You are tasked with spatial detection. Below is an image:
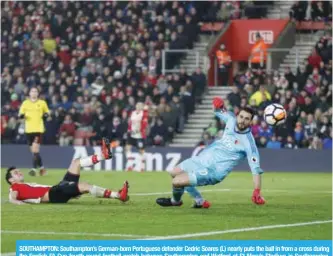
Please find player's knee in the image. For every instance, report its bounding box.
[78,182,91,193]
[168,167,182,178]
[31,146,39,153]
[172,177,183,188]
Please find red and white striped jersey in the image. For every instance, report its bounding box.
[128,110,149,139]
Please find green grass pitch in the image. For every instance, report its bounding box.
[1,169,332,253]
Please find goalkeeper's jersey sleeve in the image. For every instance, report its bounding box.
[240,132,264,175]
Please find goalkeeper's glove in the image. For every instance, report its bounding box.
[212,97,224,110]
[252,188,265,205]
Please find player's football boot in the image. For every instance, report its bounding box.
[192,200,211,209]
[102,138,113,159]
[119,181,129,202]
[156,198,183,207]
[39,168,47,176]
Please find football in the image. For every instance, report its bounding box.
[264,103,287,126]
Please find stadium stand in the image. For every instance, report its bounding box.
[1,1,211,146]
[199,25,332,149]
[289,1,332,22]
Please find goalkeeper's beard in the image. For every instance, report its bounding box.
[237,122,247,131]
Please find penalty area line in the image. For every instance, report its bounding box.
[138,220,333,240]
[1,230,154,238]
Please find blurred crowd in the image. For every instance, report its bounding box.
[199,32,332,150]
[203,1,273,21]
[1,1,332,150]
[290,1,332,22]
[1,1,208,147]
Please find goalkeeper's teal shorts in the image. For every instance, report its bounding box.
[178,158,227,186]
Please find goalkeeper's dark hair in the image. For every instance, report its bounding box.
[240,107,256,120]
[5,166,16,185]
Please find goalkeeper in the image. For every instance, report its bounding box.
[156,97,266,208]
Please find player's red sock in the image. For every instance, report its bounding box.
[103,189,111,198]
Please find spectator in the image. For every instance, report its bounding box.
[215,43,232,86]
[59,115,76,146]
[258,120,273,139]
[257,136,268,148]
[294,122,305,147]
[249,85,272,107]
[149,118,167,146]
[308,49,322,69]
[266,135,282,149]
[249,32,267,70]
[284,136,297,149]
[227,86,241,107]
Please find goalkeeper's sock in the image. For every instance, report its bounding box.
[185,186,204,205]
[172,186,184,203]
[79,154,104,167]
[89,185,119,199]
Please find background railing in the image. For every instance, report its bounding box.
[248,48,301,71]
[161,49,208,75]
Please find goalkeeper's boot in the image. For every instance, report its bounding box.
[192,200,211,209]
[119,181,129,202]
[102,137,113,159]
[156,198,183,207]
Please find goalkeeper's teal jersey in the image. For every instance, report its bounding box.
[179,110,263,186]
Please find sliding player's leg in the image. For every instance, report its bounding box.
[48,180,129,203]
[48,138,129,203]
[78,181,129,202]
[66,137,112,178]
[76,138,129,201]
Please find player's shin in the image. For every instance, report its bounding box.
[125,152,135,171]
[32,153,39,169]
[35,153,43,168]
[79,154,105,167]
[185,186,204,205]
[89,185,119,199]
[172,186,184,203]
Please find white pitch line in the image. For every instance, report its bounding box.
[1,230,153,238]
[131,188,332,196]
[138,220,333,240]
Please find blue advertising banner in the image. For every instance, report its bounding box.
[1,145,332,172]
[16,240,332,256]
